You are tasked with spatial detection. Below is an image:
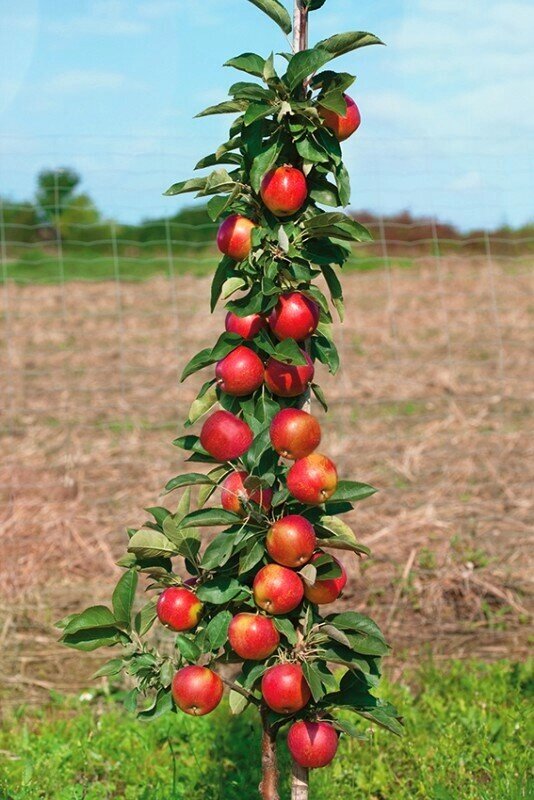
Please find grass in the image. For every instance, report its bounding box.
[1,249,414,284]
[0,660,532,799]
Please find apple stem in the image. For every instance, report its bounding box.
[259,705,280,800]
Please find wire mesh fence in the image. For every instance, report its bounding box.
[0,136,532,701]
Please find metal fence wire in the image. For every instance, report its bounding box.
[0,135,532,698]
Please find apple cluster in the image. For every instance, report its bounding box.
[59,14,403,783]
[155,127,368,770]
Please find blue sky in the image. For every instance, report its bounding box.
[0,0,532,230]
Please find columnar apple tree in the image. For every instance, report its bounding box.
[58,1,403,796]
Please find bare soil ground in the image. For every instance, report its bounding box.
[1,257,532,706]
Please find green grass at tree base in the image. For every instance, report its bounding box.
[0,660,531,799]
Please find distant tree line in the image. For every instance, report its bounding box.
[1,168,532,257]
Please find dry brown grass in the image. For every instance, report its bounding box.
[1,256,532,705]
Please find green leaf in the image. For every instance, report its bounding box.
[312,333,340,375]
[311,383,328,412]
[180,347,213,381]
[178,508,242,529]
[61,627,122,652]
[245,0,292,35]
[296,136,329,164]
[145,506,171,528]
[230,81,274,102]
[229,689,250,715]
[112,570,138,627]
[263,52,278,83]
[320,263,344,321]
[242,661,269,689]
[332,480,377,502]
[63,606,116,635]
[175,486,193,522]
[239,539,265,574]
[201,531,237,570]
[160,660,174,688]
[320,643,378,672]
[304,212,372,242]
[222,276,247,299]
[128,530,178,560]
[299,563,317,586]
[302,661,325,702]
[201,168,237,196]
[165,472,216,494]
[188,384,219,425]
[195,151,242,170]
[196,576,244,604]
[211,256,236,312]
[273,617,298,645]
[163,177,207,196]
[318,89,348,116]
[273,338,309,365]
[356,706,404,736]
[317,31,384,59]
[286,48,332,91]
[224,52,266,78]
[134,598,158,636]
[172,434,202,452]
[198,465,231,507]
[316,516,370,556]
[332,719,369,740]
[195,99,247,118]
[244,102,275,126]
[163,516,201,563]
[250,136,283,192]
[335,162,351,207]
[93,658,124,679]
[206,610,233,649]
[176,634,201,662]
[322,624,388,656]
[138,689,173,721]
[207,186,240,221]
[326,611,387,642]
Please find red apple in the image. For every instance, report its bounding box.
[172,665,223,716]
[287,453,338,505]
[253,564,304,614]
[264,351,314,398]
[260,165,307,217]
[261,663,311,714]
[303,552,347,604]
[287,720,339,768]
[221,470,273,515]
[200,410,253,462]
[156,587,203,632]
[266,515,317,568]
[228,613,280,660]
[225,311,266,340]
[217,214,255,261]
[319,94,361,142]
[215,346,264,396]
[270,408,321,460]
[268,292,320,342]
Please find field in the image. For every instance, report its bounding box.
[0,660,532,800]
[0,253,532,795]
